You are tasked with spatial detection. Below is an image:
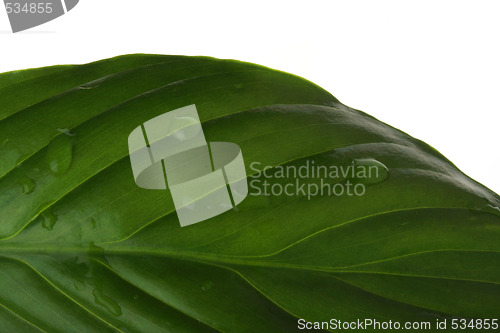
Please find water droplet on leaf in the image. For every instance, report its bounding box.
[169,116,200,141]
[480,204,500,216]
[73,280,85,291]
[41,209,58,231]
[201,281,213,291]
[46,134,74,176]
[79,83,99,90]
[93,288,122,316]
[56,128,76,136]
[350,158,389,185]
[15,153,30,168]
[18,175,36,194]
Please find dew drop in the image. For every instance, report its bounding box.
[56,128,76,136]
[46,134,74,176]
[93,288,122,316]
[79,82,99,90]
[41,209,58,231]
[18,175,36,194]
[351,158,389,185]
[480,204,500,216]
[73,280,85,291]
[169,116,200,141]
[63,256,90,276]
[15,153,30,168]
[201,281,213,292]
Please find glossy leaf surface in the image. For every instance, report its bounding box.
[0,54,499,332]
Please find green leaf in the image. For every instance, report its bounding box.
[0,54,499,332]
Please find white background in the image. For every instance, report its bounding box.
[1,0,499,193]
